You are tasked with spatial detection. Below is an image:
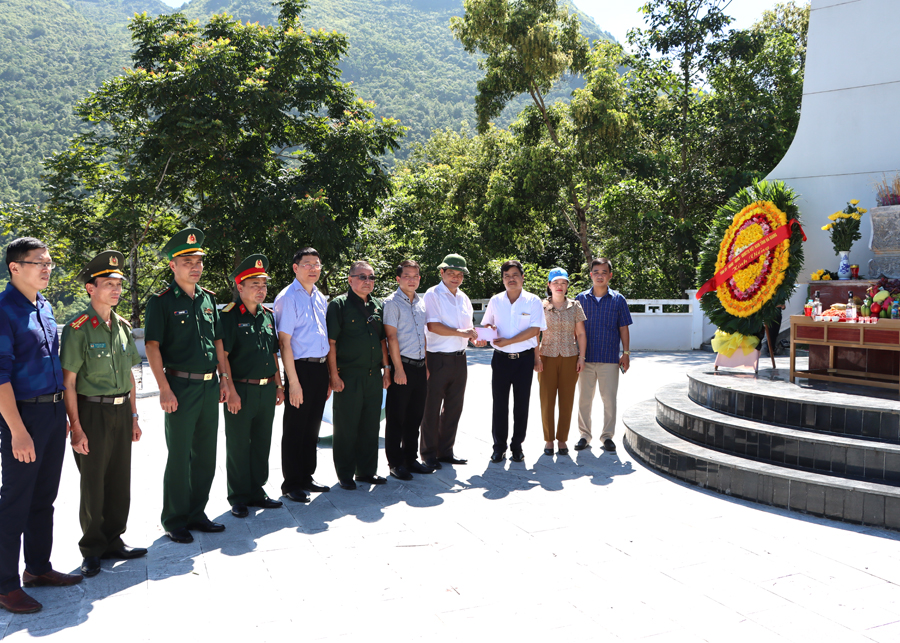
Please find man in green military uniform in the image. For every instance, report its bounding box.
[61,251,146,578]
[144,228,231,544]
[327,260,391,490]
[221,254,286,517]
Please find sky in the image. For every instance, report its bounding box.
[573,0,780,44]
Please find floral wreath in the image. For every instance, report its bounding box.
[697,180,804,337]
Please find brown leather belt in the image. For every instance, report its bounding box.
[166,369,217,381]
[19,391,65,404]
[78,392,130,405]
[234,376,277,386]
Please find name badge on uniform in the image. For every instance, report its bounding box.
[238,323,251,328]
[174,310,188,316]
[89,343,107,349]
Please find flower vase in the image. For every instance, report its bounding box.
[837,250,852,280]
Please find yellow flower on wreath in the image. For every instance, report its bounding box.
[821,224,832,231]
[850,199,860,205]
[714,201,791,317]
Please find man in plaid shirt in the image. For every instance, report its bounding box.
[574,258,632,453]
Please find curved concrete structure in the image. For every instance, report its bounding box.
[767,0,900,278]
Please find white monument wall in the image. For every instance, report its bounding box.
[767,0,900,281]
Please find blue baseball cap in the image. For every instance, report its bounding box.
[548,267,569,283]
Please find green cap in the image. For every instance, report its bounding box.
[438,253,469,275]
[78,250,126,285]
[162,228,205,261]
[230,254,270,284]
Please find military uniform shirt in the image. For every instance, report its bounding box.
[144,281,222,372]
[60,306,141,396]
[326,290,385,371]
[221,302,278,380]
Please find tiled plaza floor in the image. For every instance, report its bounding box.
[2,350,899,642]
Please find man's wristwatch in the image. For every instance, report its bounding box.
[220,373,229,380]
[382,365,391,370]
[132,413,139,419]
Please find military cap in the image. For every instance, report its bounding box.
[162,227,205,261]
[230,254,270,285]
[77,250,126,285]
[438,253,469,275]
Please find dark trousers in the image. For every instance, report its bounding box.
[384,360,427,468]
[0,400,66,594]
[281,360,329,495]
[225,381,276,505]
[74,398,133,558]
[332,370,383,481]
[161,375,219,531]
[491,349,535,453]
[420,352,467,460]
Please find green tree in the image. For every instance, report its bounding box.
[8,0,404,323]
[452,0,634,265]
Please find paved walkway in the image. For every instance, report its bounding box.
[2,350,900,641]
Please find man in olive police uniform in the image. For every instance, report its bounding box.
[144,228,231,544]
[221,255,285,518]
[61,251,146,578]
[326,260,391,490]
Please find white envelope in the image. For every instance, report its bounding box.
[475,327,498,341]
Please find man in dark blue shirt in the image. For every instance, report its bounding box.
[574,258,633,453]
[0,238,82,615]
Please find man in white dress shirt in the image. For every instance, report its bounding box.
[482,260,547,463]
[420,254,485,469]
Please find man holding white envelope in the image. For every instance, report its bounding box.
[482,260,547,464]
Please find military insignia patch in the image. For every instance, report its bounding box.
[70,314,89,329]
[109,256,118,266]
[239,304,247,315]
[204,307,213,314]
[188,233,197,244]
[255,259,263,269]
[90,317,100,328]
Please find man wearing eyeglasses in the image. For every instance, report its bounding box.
[326,261,391,490]
[0,238,81,615]
[144,228,231,544]
[274,248,331,501]
[220,255,285,519]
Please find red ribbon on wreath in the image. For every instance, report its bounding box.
[696,219,806,300]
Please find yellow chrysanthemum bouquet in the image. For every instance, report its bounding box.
[821,199,866,253]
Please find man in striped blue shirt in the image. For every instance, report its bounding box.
[575,258,632,453]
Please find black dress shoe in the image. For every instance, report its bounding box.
[285,490,311,503]
[407,460,435,474]
[81,557,101,577]
[490,450,505,463]
[390,466,413,481]
[301,480,331,493]
[165,528,194,544]
[354,474,387,485]
[574,438,590,451]
[543,448,554,456]
[437,455,467,465]
[511,450,525,462]
[602,438,617,452]
[231,503,249,518]
[186,518,225,533]
[248,497,284,509]
[102,545,147,560]
[557,448,569,456]
[424,457,442,470]
[338,479,357,490]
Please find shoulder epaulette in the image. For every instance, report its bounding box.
[199,285,216,296]
[262,305,273,314]
[69,313,90,330]
[115,313,132,327]
[222,302,236,313]
[155,288,171,298]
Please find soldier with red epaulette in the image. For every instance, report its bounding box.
[220,255,285,518]
[60,251,146,578]
[144,228,231,544]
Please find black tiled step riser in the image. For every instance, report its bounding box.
[626,429,900,530]
[656,401,900,485]
[687,379,900,443]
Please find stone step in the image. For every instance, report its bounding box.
[687,369,900,444]
[623,402,900,531]
[657,383,900,485]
